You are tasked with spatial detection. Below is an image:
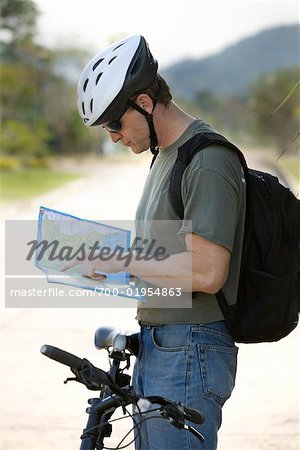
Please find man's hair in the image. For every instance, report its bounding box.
[131,74,172,107]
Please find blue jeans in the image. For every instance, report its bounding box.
[132,322,238,450]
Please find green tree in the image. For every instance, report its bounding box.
[1,118,49,156]
[250,68,300,153]
[192,90,250,143]
[0,0,51,161]
[0,0,38,43]
[0,0,105,160]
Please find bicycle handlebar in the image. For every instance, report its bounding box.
[40,344,205,424]
[40,345,83,370]
[41,341,206,447]
[145,396,205,425]
[40,345,121,393]
[180,404,205,425]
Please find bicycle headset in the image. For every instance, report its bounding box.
[77,35,160,156]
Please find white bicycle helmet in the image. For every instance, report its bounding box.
[77,35,158,127]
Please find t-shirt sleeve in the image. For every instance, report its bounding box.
[178,147,241,252]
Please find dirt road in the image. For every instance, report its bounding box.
[1,153,299,450]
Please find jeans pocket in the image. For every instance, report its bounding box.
[151,326,190,352]
[197,344,238,406]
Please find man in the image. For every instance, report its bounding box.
[75,34,245,449]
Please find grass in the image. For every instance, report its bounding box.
[0,153,297,202]
[0,169,81,201]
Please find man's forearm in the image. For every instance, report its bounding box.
[127,251,193,290]
[116,250,216,292]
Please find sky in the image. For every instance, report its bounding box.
[34,0,299,68]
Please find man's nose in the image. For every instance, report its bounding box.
[109,131,122,143]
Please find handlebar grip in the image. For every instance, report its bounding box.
[40,345,83,370]
[145,395,205,425]
[183,405,205,425]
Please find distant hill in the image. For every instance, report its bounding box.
[161,24,300,99]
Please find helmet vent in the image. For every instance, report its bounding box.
[108,56,117,65]
[93,58,104,71]
[77,36,158,127]
[95,72,103,85]
[113,42,125,51]
[83,79,89,92]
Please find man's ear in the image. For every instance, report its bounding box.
[136,94,154,114]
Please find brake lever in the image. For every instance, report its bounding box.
[65,358,134,403]
[159,402,185,428]
[145,395,205,425]
[60,358,112,391]
[186,425,205,443]
[158,402,205,443]
[64,376,78,384]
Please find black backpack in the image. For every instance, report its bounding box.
[165,132,300,343]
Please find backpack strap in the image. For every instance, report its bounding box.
[169,132,249,219]
[168,132,251,323]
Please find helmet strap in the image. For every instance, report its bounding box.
[127,78,162,167]
[127,100,159,158]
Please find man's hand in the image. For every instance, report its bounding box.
[59,232,230,293]
[60,255,121,280]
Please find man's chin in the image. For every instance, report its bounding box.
[130,145,149,154]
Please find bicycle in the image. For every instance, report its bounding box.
[41,326,206,450]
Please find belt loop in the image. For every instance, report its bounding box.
[138,321,165,328]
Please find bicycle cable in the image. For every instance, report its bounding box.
[113,406,162,450]
[82,406,161,450]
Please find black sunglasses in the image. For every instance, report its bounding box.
[103,120,122,133]
[102,104,134,133]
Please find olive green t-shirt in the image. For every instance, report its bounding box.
[135,119,246,324]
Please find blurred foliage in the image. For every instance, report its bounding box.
[175,66,299,153]
[0,0,105,169]
[1,118,49,156]
[0,0,298,168]
[0,155,21,171]
[0,0,38,44]
[249,68,300,152]
[194,91,250,140]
